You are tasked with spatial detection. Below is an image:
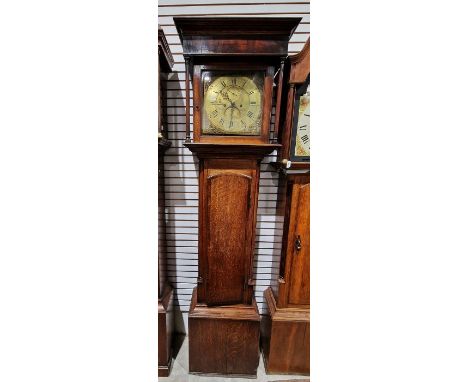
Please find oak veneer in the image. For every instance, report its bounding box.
[184,146,281,307]
[278,175,310,308]
[188,288,260,377]
[262,174,310,374]
[262,287,309,375]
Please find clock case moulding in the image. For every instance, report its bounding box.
[174,16,301,377]
[262,38,311,375]
[158,27,175,377]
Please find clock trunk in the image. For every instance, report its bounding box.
[198,158,258,306]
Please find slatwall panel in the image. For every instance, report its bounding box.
[158,0,310,333]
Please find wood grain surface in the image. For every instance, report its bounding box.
[197,158,259,306]
[261,287,309,375]
[277,173,310,308]
[205,171,251,304]
[288,181,310,305]
[189,288,260,376]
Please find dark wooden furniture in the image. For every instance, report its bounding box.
[262,38,310,375]
[174,16,301,377]
[158,27,174,378]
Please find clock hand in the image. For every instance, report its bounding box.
[220,90,231,103]
[224,104,240,114]
[228,89,240,98]
[221,93,236,111]
[223,88,240,106]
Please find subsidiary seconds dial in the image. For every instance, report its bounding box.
[203,76,262,135]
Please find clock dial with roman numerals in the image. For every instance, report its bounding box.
[294,89,310,157]
[202,72,264,135]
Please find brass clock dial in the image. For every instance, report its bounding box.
[202,73,264,135]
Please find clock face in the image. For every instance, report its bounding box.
[294,89,310,157]
[290,79,310,162]
[202,72,264,135]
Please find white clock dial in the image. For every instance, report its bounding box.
[294,89,310,157]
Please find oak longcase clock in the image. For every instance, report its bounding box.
[262,38,310,375]
[174,16,301,377]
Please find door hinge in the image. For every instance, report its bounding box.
[197,276,203,284]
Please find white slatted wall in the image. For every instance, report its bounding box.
[158,0,310,333]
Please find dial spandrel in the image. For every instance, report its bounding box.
[202,72,264,135]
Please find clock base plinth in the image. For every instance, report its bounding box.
[261,287,310,375]
[158,284,174,377]
[188,288,261,377]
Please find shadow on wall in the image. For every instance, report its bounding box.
[252,103,285,315]
[254,155,285,316]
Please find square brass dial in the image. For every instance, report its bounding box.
[201,71,264,136]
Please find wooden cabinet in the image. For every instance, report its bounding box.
[175,16,301,377]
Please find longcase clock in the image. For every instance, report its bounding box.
[262,38,311,375]
[174,16,301,377]
[158,27,174,377]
